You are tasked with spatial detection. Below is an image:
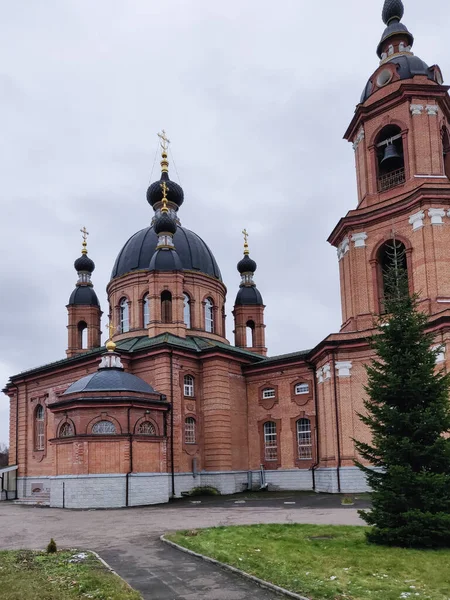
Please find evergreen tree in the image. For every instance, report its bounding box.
[355,243,450,548]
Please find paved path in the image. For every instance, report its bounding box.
[0,493,365,599]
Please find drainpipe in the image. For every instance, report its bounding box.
[9,383,20,468]
[170,350,175,498]
[306,361,320,492]
[126,406,133,507]
[331,351,342,493]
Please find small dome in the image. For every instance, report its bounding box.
[63,369,155,395]
[111,225,222,281]
[149,248,183,272]
[235,286,263,306]
[68,286,100,307]
[154,211,177,235]
[377,21,414,58]
[74,254,95,273]
[147,172,184,208]
[237,254,257,274]
[382,0,404,25]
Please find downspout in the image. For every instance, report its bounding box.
[10,383,20,467]
[332,351,342,493]
[126,406,133,507]
[170,349,175,498]
[306,361,320,492]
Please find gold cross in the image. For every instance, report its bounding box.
[157,130,171,152]
[80,226,89,242]
[106,322,116,340]
[161,181,169,212]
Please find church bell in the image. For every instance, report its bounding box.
[381,142,401,165]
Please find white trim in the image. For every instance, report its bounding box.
[351,232,368,248]
[335,361,353,377]
[0,465,18,475]
[414,175,447,178]
[428,208,446,225]
[322,363,331,380]
[409,210,425,230]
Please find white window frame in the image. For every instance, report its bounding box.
[295,383,309,395]
[205,298,214,333]
[143,294,150,327]
[184,375,195,397]
[185,417,196,444]
[35,405,45,451]
[262,388,275,399]
[264,421,277,461]
[183,293,191,329]
[297,418,313,460]
[120,298,130,333]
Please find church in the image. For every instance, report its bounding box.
[3,0,450,508]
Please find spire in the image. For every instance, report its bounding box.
[73,226,95,286]
[378,0,414,59]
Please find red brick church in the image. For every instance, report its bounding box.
[3,0,450,508]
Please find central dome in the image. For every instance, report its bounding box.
[111,225,222,281]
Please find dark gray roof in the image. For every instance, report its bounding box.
[235,286,264,306]
[149,248,183,272]
[63,369,155,395]
[111,225,222,281]
[361,55,435,103]
[68,286,100,307]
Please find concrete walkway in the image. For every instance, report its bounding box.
[0,493,365,599]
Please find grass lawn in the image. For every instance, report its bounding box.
[0,549,142,600]
[168,524,450,600]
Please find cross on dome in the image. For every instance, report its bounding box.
[157,130,171,153]
[242,228,249,255]
[80,226,89,254]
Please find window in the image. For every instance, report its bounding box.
[264,421,277,461]
[120,298,129,333]
[143,294,150,327]
[262,388,275,399]
[246,320,255,347]
[185,417,196,444]
[205,298,214,333]
[78,321,88,349]
[377,239,408,312]
[297,418,313,460]
[161,291,172,323]
[35,405,45,451]
[59,422,74,438]
[137,421,156,435]
[184,375,195,397]
[375,125,405,192]
[92,420,116,435]
[442,126,450,180]
[183,293,191,328]
[295,383,309,395]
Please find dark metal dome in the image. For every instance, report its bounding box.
[147,172,184,208]
[68,286,100,307]
[149,248,183,272]
[74,254,95,273]
[237,254,257,274]
[235,286,263,306]
[361,55,435,103]
[154,211,177,235]
[382,0,404,25]
[63,369,155,395]
[111,225,222,281]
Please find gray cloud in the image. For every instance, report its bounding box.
[1,0,449,444]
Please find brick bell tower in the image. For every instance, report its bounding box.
[233,230,267,355]
[66,228,102,357]
[329,0,450,335]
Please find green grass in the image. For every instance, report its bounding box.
[0,550,142,600]
[168,524,450,600]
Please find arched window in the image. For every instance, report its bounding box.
[185,417,196,444]
[377,239,408,312]
[183,293,191,328]
[297,418,313,460]
[375,125,405,192]
[204,298,214,333]
[120,298,130,333]
[246,320,255,347]
[59,422,74,438]
[263,421,277,461]
[295,383,309,395]
[143,294,150,327]
[35,405,45,450]
[78,321,88,349]
[442,126,450,180]
[184,375,195,397]
[137,421,156,435]
[161,291,172,323]
[92,420,116,435]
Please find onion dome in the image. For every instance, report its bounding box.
[377,0,414,58]
[235,229,264,306]
[146,131,184,208]
[154,210,177,235]
[68,227,100,307]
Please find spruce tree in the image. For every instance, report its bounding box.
[355,242,450,548]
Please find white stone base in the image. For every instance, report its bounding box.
[17,476,52,498]
[314,467,376,493]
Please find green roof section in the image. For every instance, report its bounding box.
[247,348,312,367]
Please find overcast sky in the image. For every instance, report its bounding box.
[1,0,449,446]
